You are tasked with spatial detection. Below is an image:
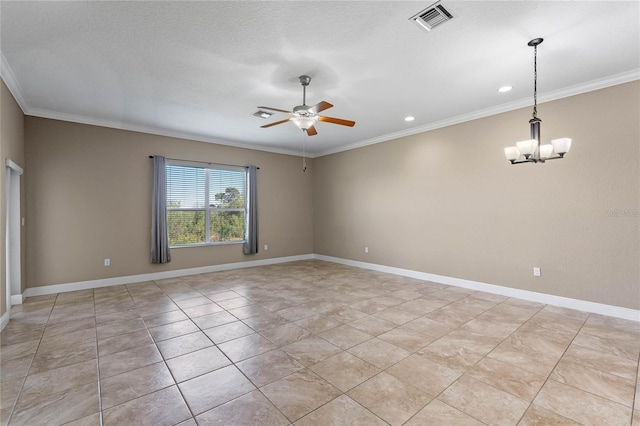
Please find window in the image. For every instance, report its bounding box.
[166,162,246,247]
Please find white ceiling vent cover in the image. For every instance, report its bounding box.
[410,2,453,31]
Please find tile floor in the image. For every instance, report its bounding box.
[1,260,638,425]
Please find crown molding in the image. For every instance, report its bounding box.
[315,69,640,158]
[0,50,29,114]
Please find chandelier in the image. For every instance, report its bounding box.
[504,38,572,164]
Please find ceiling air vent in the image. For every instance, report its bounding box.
[410,2,453,32]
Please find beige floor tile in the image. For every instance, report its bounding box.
[1,326,45,347]
[347,337,410,369]
[242,312,292,331]
[174,296,212,309]
[519,310,585,338]
[0,378,23,412]
[0,339,39,363]
[282,336,343,366]
[148,319,199,342]
[98,329,154,357]
[403,315,455,338]
[166,346,231,383]
[296,394,386,426]
[551,358,636,407]
[405,399,485,426]
[347,372,432,426]
[95,311,140,327]
[2,261,639,425]
[30,329,98,374]
[487,330,569,376]
[440,375,529,426]
[141,310,188,328]
[295,314,344,333]
[207,290,242,302]
[43,317,96,339]
[466,357,546,401]
[261,369,342,422]
[62,412,101,425]
[100,361,175,409]
[562,343,637,381]
[387,353,462,396]
[434,328,503,356]
[11,380,99,425]
[179,365,255,415]
[378,326,434,352]
[202,320,255,344]
[196,390,289,426]
[571,329,640,361]
[102,385,191,426]
[236,349,303,387]
[518,404,582,425]
[260,323,311,347]
[534,379,633,425]
[327,307,369,322]
[633,409,640,425]
[417,341,484,371]
[319,324,373,350]
[218,333,276,362]
[349,315,397,336]
[96,318,146,340]
[155,331,213,359]
[182,303,224,319]
[310,351,380,392]
[98,343,163,378]
[227,304,273,320]
[373,307,420,325]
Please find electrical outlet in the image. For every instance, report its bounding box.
[104,258,111,267]
[533,267,541,277]
[264,244,268,251]
[365,247,369,254]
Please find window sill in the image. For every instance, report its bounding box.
[170,240,245,249]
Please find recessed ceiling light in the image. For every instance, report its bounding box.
[498,86,513,93]
[404,116,415,122]
[253,110,273,119]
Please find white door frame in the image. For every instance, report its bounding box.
[5,159,23,316]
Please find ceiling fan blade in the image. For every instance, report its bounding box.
[307,101,333,114]
[261,118,291,128]
[257,106,293,114]
[306,125,318,136]
[317,115,356,127]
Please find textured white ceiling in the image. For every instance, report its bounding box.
[1,1,639,157]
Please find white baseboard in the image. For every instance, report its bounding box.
[10,294,24,305]
[313,254,640,322]
[16,252,639,323]
[0,310,10,332]
[24,254,314,298]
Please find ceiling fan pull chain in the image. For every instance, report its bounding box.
[302,130,307,172]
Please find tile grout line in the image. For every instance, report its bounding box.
[4,293,58,426]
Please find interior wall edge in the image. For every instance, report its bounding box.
[23,253,314,298]
[314,254,640,323]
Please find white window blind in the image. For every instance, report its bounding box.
[166,163,246,246]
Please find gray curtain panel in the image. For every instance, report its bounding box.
[151,155,171,264]
[243,165,258,255]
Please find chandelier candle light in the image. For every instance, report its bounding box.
[504,38,572,164]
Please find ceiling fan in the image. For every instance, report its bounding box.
[258,75,355,136]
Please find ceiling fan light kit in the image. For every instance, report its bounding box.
[504,38,572,164]
[257,75,355,137]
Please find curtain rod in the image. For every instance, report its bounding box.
[149,156,259,170]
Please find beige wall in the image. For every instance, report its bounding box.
[313,81,640,310]
[1,79,26,317]
[25,118,313,287]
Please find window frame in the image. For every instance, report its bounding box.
[166,160,247,248]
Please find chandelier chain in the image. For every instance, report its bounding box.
[533,44,538,119]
